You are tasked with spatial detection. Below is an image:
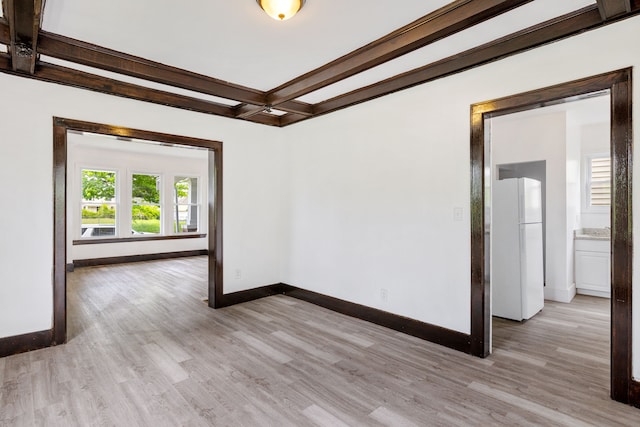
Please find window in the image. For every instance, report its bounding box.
[132,173,161,235]
[81,169,117,237]
[586,155,611,208]
[78,170,202,240]
[173,176,199,233]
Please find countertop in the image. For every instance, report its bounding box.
[574,227,610,241]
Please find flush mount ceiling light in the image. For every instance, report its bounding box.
[256,0,305,21]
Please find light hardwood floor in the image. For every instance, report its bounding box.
[1,257,638,426]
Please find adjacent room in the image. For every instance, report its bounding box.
[1,0,639,425]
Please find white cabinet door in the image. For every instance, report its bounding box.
[575,250,610,297]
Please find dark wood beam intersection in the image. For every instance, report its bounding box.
[5,0,44,73]
[597,0,631,20]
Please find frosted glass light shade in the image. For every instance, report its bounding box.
[257,0,305,21]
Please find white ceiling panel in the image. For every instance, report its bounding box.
[298,0,596,104]
[42,0,451,91]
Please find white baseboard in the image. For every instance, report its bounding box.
[544,283,576,303]
[576,288,611,299]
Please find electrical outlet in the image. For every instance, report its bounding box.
[380,288,388,302]
[234,269,242,280]
[453,207,463,222]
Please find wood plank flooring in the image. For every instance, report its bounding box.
[1,257,638,426]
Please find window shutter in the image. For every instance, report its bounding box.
[590,157,610,207]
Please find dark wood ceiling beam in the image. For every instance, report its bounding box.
[37,31,268,106]
[596,0,631,20]
[265,0,534,106]
[5,0,44,73]
[237,112,281,127]
[0,54,280,126]
[279,113,307,127]
[281,5,624,127]
[36,31,314,117]
[234,103,265,119]
[274,99,314,116]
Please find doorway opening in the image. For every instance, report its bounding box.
[470,69,633,404]
[52,118,224,345]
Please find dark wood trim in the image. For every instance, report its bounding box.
[72,250,208,269]
[470,105,489,358]
[630,379,640,408]
[53,118,223,346]
[5,0,43,73]
[234,103,267,119]
[273,100,314,117]
[35,32,311,118]
[285,5,604,126]
[34,59,235,118]
[266,0,533,106]
[209,149,224,309]
[54,117,222,149]
[282,4,640,127]
[0,329,53,358]
[610,69,633,404]
[283,287,471,353]
[216,282,470,353]
[470,69,633,404]
[217,284,287,308]
[72,233,206,245]
[0,56,281,127]
[27,0,43,74]
[38,31,265,106]
[52,119,67,345]
[3,6,639,128]
[597,0,632,20]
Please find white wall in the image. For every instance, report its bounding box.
[566,111,582,290]
[281,15,640,376]
[580,121,611,228]
[0,75,287,338]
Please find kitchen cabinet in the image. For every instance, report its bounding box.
[575,239,610,298]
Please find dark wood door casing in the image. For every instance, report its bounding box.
[52,118,224,343]
[470,68,633,404]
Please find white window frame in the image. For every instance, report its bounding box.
[79,167,120,239]
[583,152,611,213]
[131,171,163,236]
[172,175,201,234]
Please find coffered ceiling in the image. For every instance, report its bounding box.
[0,1,638,126]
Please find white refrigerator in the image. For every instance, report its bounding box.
[492,177,544,321]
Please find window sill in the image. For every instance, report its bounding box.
[73,233,207,245]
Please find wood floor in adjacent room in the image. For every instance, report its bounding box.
[1,257,638,426]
